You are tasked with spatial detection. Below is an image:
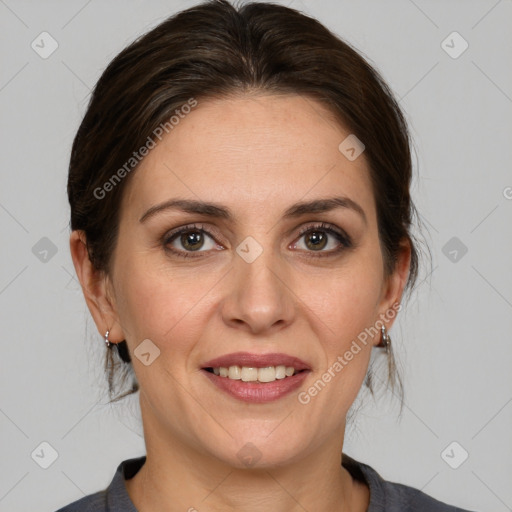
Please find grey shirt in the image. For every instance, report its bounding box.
[56,454,476,511]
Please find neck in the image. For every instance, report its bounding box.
[125,399,369,512]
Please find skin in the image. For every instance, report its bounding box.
[70,93,410,511]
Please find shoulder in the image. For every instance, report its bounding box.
[375,478,476,512]
[55,490,107,512]
[342,453,477,512]
[55,456,145,512]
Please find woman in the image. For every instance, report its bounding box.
[58,0,475,510]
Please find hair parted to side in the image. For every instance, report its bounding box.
[68,0,425,405]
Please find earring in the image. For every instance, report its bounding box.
[104,329,112,349]
[378,325,391,351]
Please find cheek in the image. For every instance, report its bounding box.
[113,252,220,354]
[293,243,384,401]
[295,280,380,413]
[302,248,383,340]
[113,226,384,367]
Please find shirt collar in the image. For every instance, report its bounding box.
[106,453,384,510]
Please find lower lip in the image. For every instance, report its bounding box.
[201,369,310,403]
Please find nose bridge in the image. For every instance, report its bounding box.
[222,235,295,333]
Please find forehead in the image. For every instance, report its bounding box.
[122,94,375,222]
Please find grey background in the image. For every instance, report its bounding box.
[0,0,511,510]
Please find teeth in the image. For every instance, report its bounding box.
[257,366,276,383]
[241,367,258,382]
[275,365,286,379]
[228,365,241,380]
[211,365,299,383]
[285,366,294,377]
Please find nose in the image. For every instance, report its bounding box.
[221,245,296,335]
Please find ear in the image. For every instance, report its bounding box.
[69,230,124,344]
[375,238,411,337]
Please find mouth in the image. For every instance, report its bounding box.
[203,365,306,383]
[200,352,311,403]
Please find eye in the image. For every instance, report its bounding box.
[163,223,222,258]
[162,221,352,260]
[291,222,351,256]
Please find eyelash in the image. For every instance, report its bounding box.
[162,222,352,259]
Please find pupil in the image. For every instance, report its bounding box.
[182,231,203,251]
[307,231,327,250]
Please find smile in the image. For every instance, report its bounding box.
[201,351,311,402]
[205,365,300,383]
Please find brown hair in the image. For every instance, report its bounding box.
[68,0,424,405]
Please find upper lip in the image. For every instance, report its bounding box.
[202,352,311,371]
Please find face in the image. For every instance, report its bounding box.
[81,93,408,468]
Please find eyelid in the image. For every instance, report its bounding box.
[161,223,223,259]
[291,222,352,252]
[162,221,352,258]
[163,222,222,244]
[294,222,349,241]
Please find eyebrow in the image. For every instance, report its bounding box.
[139,196,367,225]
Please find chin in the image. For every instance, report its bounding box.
[204,430,311,470]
